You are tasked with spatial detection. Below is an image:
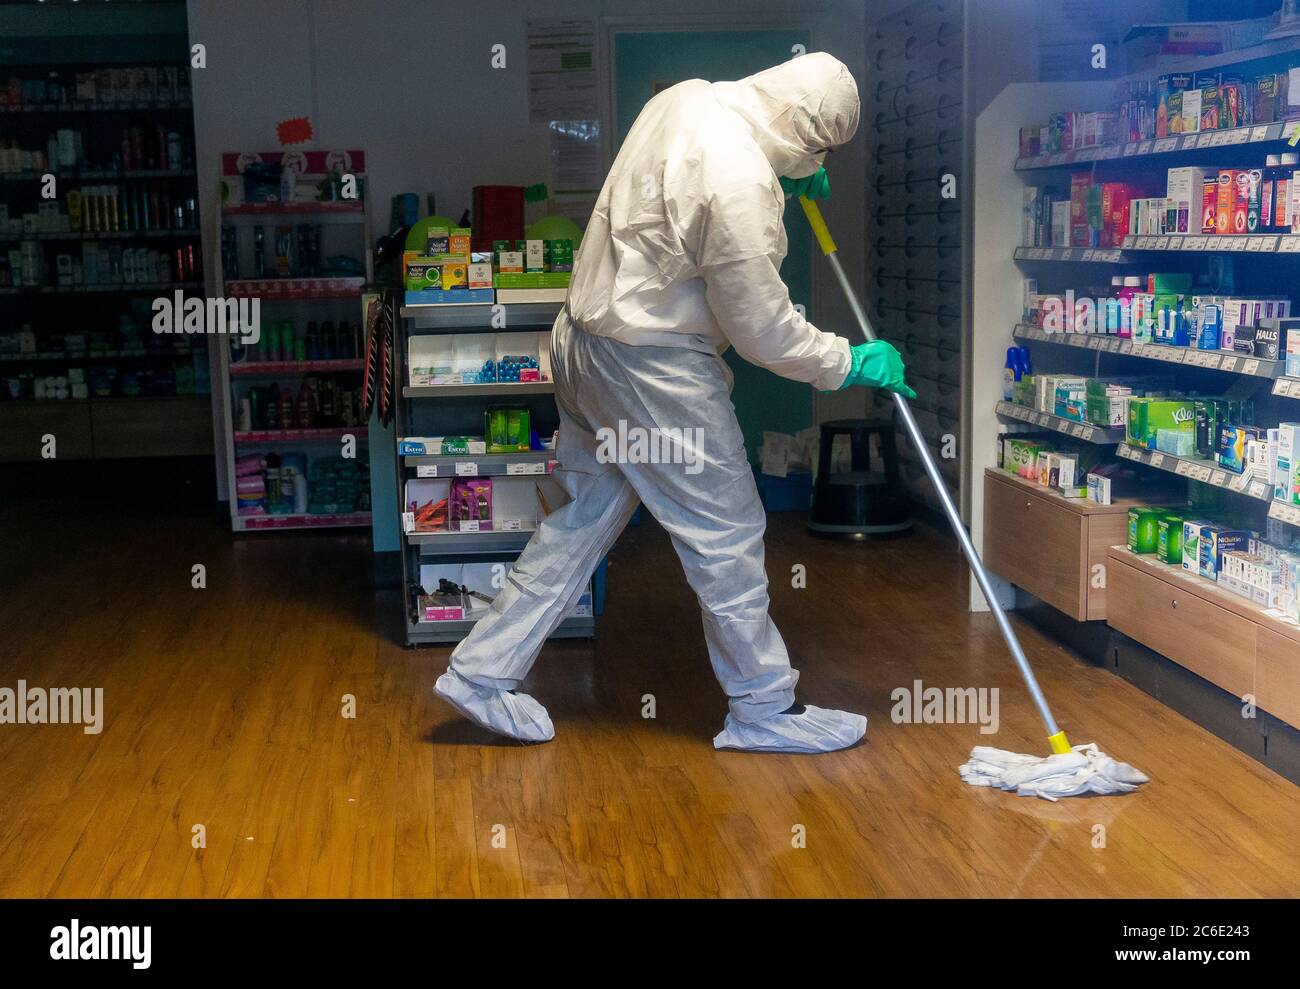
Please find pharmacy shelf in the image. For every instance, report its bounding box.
[403,381,555,399]
[233,427,367,445]
[403,451,557,476]
[1121,233,1300,253]
[407,613,593,644]
[1015,120,1300,170]
[0,100,191,115]
[0,168,196,182]
[235,511,372,531]
[406,526,538,553]
[229,359,364,376]
[402,301,560,332]
[1012,323,1286,378]
[220,201,365,217]
[1014,246,1128,263]
[225,277,367,300]
[0,347,198,362]
[0,228,200,243]
[1116,442,1274,501]
[0,280,201,295]
[1109,544,1300,646]
[995,400,1124,443]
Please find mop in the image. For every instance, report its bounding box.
[797,196,1148,800]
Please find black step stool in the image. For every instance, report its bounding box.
[808,418,913,539]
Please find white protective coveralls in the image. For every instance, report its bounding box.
[436,53,867,753]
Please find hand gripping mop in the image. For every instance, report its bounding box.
[797,196,1148,800]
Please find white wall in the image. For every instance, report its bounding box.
[187,0,870,503]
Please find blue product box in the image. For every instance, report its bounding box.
[754,468,813,512]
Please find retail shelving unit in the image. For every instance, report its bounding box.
[213,150,373,533]
[969,39,1300,744]
[0,61,210,462]
[395,301,597,645]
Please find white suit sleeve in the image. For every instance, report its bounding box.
[701,254,851,390]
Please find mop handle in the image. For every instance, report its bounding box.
[798,196,1071,755]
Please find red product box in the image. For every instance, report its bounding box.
[1070,173,1092,246]
[1202,177,1218,233]
[1101,182,1135,248]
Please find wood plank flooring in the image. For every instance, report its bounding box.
[1,487,1298,897]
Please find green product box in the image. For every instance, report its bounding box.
[546,238,573,272]
[1127,398,1196,449]
[1149,272,1192,295]
[1128,508,1163,554]
[485,405,531,453]
[1157,514,1185,564]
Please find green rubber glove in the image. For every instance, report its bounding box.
[840,340,916,398]
[779,166,830,201]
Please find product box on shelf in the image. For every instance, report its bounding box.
[1127,398,1195,449]
[1275,423,1300,504]
[1166,167,1208,234]
[1199,525,1251,580]
[398,436,488,457]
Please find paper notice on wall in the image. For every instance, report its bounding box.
[527,19,597,123]
[549,119,601,226]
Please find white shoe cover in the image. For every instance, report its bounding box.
[713,705,867,753]
[959,743,1149,801]
[434,668,555,743]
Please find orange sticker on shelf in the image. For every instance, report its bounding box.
[276,117,314,145]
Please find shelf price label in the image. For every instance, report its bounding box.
[1071,423,1086,438]
[459,519,481,532]
[506,461,547,476]
[1270,502,1300,526]
[1174,460,1194,477]
[1275,378,1300,398]
[402,512,415,533]
[1250,125,1271,142]
[1149,453,1165,469]
[455,462,479,476]
[1192,465,1213,482]
[1249,480,1269,500]
[1153,137,1178,153]
[501,519,523,531]
[1219,356,1239,372]
[1229,473,1250,492]
[416,465,439,478]
[1241,359,1261,376]
[1210,470,1226,487]
[1282,237,1300,253]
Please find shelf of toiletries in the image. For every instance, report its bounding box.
[1016,235,1300,262]
[403,382,555,399]
[1016,121,1300,171]
[402,451,557,477]
[1013,323,1287,378]
[996,400,1124,443]
[1117,442,1276,501]
[235,511,372,532]
[0,228,200,244]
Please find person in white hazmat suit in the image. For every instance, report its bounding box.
[435,52,915,753]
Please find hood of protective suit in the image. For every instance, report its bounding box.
[710,52,860,179]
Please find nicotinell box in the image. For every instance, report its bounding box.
[1182,520,1212,574]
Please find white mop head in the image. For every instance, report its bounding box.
[959,743,1149,801]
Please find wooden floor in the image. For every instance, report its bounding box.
[2,481,1299,898]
